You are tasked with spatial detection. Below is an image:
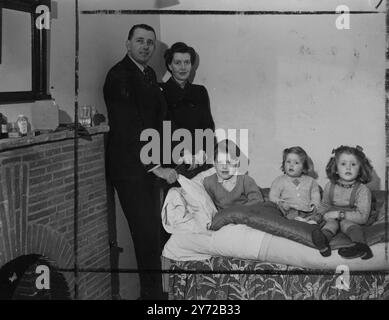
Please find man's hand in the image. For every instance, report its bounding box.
[152,167,178,184]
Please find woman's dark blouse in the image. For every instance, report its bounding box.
[160,77,215,155]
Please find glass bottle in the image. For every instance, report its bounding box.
[8,123,20,138]
[0,113,8,139]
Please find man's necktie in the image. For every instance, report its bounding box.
[143,67,153,86]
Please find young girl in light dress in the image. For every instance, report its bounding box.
[311,145,374,259]
[269,146,321,224]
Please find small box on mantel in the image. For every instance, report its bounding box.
[30,100,59,131]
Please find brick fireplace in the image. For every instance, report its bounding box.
[0,125,111,299]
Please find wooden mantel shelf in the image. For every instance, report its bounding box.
[0,124,109,152]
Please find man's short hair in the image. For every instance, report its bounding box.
[128,24,156,40]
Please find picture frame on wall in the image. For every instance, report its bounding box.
[0,3,2,64]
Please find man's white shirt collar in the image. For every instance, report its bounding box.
[128,54,146,72]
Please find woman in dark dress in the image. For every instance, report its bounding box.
[160,42,216,178]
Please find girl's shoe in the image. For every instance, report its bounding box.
[338,243,373,260]
[311,229,331,257]
[361,244,373,260]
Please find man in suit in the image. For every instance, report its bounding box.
[103,24,177,300]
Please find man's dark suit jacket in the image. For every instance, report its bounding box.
[103,55,167,181]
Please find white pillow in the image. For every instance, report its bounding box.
[161,188,198,234]
[176,174,217,230]
[161,174,217,234]
[191,167,216,184]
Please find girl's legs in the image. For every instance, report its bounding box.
[338,221,373,260]
[261,234,386,270]
[311,219,339,257]
[321,219,339,241]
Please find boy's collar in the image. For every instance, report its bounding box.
[217,174,237,184]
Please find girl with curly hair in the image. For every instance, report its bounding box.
[311,145,374,259]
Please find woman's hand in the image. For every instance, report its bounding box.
[187,155,198,171]
[323,211,340,221]
[178,150,207,171]
[165,168,178,184]
[177,150,193,168]
[152,167,178,184]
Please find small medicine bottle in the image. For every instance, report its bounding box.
[8,123,20,138]
[0,113,8,139]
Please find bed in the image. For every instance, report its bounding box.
[161,171,389,300]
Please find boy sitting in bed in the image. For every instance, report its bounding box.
[203,139,263,210]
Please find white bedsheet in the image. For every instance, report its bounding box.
[163,224,267,261]
[163,224,389,271]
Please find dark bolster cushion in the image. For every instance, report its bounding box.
[209,201,388,250]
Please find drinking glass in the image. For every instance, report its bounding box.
[79,105,92,127]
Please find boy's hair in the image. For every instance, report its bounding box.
[325,145,373,184]
[214,139,241,162]
[281,146,310,174]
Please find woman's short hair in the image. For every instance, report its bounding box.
[281,146,310,174]
[164,42,196,72]
[325,145,373,184]
[214,139,241,162]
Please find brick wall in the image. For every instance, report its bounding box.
[385,3,388,251]
[0,126,111,299]
[386,2,388,208]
